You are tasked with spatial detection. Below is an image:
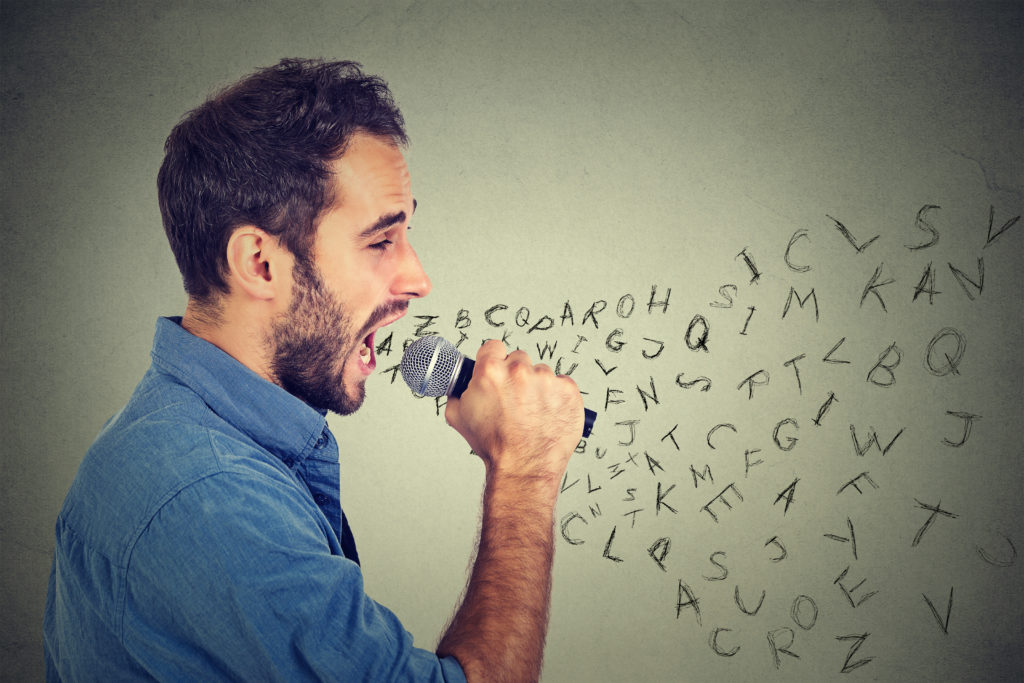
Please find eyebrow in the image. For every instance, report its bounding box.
[357,200,418,240]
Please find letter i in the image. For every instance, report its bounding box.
[740,306,756,336]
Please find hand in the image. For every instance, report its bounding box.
[444,340,584,482]
[438,345,583,680]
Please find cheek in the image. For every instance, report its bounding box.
[323,253,395,319]
[352,263,396,305]
[339,280,386,324]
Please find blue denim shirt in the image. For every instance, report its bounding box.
[44,317,465,682]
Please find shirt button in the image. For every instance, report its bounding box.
[314,493,328,505]
[315,432,328,448]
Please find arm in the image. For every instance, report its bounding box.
[123,466,463,682]
[437,340,584,682]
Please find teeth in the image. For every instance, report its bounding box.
[359,344,371,360]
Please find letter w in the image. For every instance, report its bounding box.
[850,425,905,457]
[536,340,558,360]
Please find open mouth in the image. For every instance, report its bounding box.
[355,304,409,373]
[358,331,376,370]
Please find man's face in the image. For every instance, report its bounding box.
[269,132,431,414]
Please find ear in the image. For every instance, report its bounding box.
[224,226,292,301]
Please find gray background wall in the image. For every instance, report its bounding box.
[2,1,1021,681]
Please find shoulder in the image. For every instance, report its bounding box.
[57,379,296,565]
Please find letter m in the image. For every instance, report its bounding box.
[782,288,819,322]
[691,463,714,488]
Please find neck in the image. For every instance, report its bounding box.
[181,299,277,385]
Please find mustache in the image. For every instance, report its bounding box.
[358,300,409,340]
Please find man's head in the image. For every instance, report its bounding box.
[159,59,431,414]
[158,58,408,305]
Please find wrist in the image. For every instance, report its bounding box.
[484,465,561,512]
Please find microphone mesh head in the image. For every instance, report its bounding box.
[400,336,461,397]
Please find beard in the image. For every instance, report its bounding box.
[268,255,405,415]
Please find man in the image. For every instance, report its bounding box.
[44,59,583,682]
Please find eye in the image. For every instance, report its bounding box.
[369,238,394,251]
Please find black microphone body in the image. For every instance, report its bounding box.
[447,354,477,400]
[400,336,597,438]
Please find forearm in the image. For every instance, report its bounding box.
[438,470,558,682]
[437,341,583,680]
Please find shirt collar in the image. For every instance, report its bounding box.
[150,316,328,465]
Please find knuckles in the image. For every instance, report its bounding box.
[470,343,583,415]
[449,346,584,464]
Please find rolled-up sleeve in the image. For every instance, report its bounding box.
[122,469,465,682]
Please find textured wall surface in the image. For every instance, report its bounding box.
[2,2,1021,681]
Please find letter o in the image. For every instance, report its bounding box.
[616,294,636,318]
[790,594,818,630]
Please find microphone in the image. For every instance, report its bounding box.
[400,335,597,438]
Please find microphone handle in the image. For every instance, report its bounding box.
[582,408,597,438]
[449,357,475,399]
[449,357,596,438]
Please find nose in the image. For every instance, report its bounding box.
[393,240,432,299]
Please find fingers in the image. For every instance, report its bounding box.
[474,341,550,375]
[471,339,575,389]
[444,340,583,468]
[474,344,559,393]
[475,338,510,362]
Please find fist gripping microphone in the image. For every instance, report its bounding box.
[400,335,597,438]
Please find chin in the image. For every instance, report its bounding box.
[328,380,366,416]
